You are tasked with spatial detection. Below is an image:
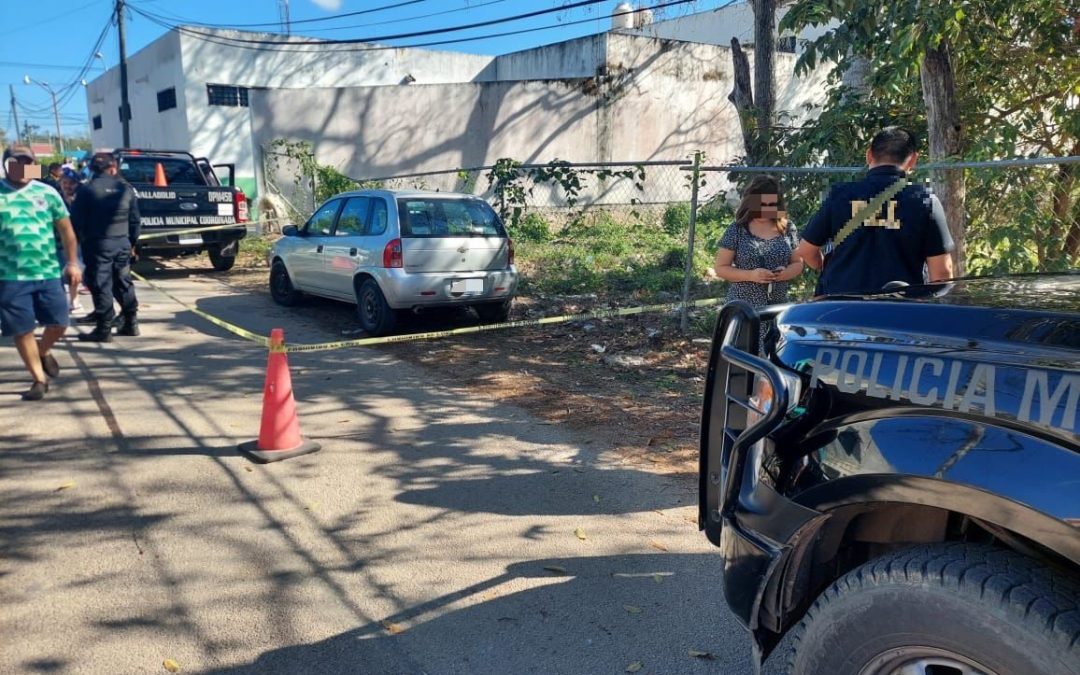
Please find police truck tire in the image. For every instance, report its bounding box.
[357,279,396,337]
[208,245,236,271]
[784,543,1080,675]
[269,260,302,306]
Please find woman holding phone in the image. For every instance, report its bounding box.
[713,175,803,309]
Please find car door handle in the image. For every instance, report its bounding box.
[349,248,358,256]
[316,245,324,253]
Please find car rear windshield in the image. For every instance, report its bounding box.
[397,198,505,238]
[118,157,207,186]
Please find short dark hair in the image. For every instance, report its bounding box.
[90,152,116,174]
[48,162,62,172]
[869,127,918,164]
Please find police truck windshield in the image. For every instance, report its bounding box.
[119,157,207,186]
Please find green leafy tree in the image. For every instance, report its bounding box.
[781,0,1080,272]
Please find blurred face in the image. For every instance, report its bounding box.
[4,156,40,186]
[60,176,79,198]
[756,193,780,220]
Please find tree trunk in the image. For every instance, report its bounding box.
[728,37,756,160]
[920,40,966,276]
[1055,163,1079,263]
[751,0,777,152]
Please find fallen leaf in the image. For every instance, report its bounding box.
[648,541,668,552]
[623,605,643,614]
[56,481,75,491]
[243,466,254,472]
[688,650,715,660]
[543,565,567,575]
[626,662,643,673]
[652,574,665,583]
[163,659,181,672]
[379,620,404,635]
[305,502,320,511]
[574,528,587,541]
[592,494,601,503]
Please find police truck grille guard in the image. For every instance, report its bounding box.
[700,302,790,540]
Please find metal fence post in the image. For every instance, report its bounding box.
[680,151,702,333]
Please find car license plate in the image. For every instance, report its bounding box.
[451,279,483,294]
[179,235,202,245]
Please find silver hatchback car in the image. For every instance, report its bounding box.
[269,190,518,335]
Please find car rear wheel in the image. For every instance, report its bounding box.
[269,260,302,306]
[208,244,236,271]
[475,299,512,324]
[357,279,397,336]
[783,543,1080,675]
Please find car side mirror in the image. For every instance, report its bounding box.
[282,225,299,237]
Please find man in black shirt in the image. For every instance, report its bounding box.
[795,127,954,295]
[71,153,141,342]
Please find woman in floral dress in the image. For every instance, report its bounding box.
[713,175,803,309]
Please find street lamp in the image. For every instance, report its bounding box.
[23,75,64,156]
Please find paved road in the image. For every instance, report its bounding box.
[1,266,758,674]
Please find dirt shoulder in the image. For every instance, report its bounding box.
[204,260,714,478]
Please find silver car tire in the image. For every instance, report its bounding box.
[270,260,303,306]
[357,278,397,337]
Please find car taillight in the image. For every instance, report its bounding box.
[235,190,249,223]
[383,238,403,268]
[507,238,515,267]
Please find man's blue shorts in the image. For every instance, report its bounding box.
[0,279,70,337]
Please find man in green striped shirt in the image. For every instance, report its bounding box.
[1,145,83,401]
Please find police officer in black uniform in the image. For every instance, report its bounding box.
[795,127,955,295]
[71,152,141,342]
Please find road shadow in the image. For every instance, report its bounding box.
[204,553,753,675]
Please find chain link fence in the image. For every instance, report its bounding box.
[260,146,1080,331]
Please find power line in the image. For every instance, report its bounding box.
[0,60,106,73]
[131,0,700,54]
[296,0,510,34]
[20,14,114,116]
[132,0,611,47]
[0,0,103,37]
[127,0,429,30]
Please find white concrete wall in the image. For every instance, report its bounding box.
[625,1,835,52]
[177,29,497,181]
[251,34,829,203]
[85,30,189,151]
[493,34,607,81]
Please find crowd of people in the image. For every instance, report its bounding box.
[1,145,140,401]
[1,126,953,402]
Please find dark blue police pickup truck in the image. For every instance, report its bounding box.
[701,272,1080,675]
[115,149,248,271]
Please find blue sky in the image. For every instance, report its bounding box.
[1,0,724,144]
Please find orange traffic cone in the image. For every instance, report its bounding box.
[153,162,168,187]
[238,328,321,463]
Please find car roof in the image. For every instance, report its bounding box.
[332,189,487,200]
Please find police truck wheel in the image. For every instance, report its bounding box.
[784,543,1080,675]
[269,260,302,306]
[357,279,396,336]
[208,245,236,271]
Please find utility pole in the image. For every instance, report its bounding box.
[23,76,65,155]
[279,0,291,35]
[48,88,64,155]
[117,0,131,147]
[9,85,21,143]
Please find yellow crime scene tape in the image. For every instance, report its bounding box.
[131,271,270,347]
[131,270,722,353]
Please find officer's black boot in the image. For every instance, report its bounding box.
[116,313,140,337]
[78,320,114,342]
